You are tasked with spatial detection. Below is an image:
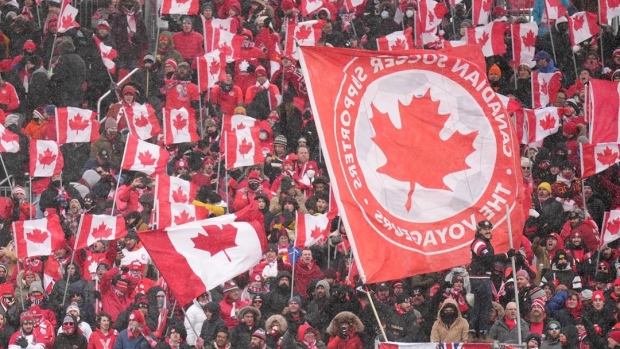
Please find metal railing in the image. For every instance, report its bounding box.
[96,68,141,121]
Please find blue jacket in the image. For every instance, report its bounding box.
[113,329,156,349]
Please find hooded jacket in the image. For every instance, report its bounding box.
[199,302,227,344]
[229,306,261,349]
[325,311,364,349]
[156,31,183,64]
[54,314,88,349]
[430,298,469,343]
[264,315,287,349]
[49,262,93,318]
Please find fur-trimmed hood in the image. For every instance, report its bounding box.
[326,311,364,336]
[436,297,463,318]
[237,306,261,320]
[265,314,288,334]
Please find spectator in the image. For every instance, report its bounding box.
[184,294,209,346]
[198,302,227,345]
[156,32,183,66]
[54,313,87,349]
[87,312,119,349]
[50,39,86,107]
[488,302,530,344]
[172,17,204,63]
[326,311,364,349]
[430,298,469,342]
[8,312,45,349]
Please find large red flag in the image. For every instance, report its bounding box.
[29,140,64,177]
[511,22,538,67]
[466,22,507,57]
[531,71,563,108]
[568,12,599,46]
[225,126,265,169]
[0,124,19,153]
[56,107,100,144]
[297,46,524,283]
[155,174,198,204]
[122,103,162,140]
[13,215,65,258]
[580,142,620,178]
[76,214,127,250]
[588,78,620,143]
[121,135,169,175]
[196,50,226,92]
[162,107,200,145]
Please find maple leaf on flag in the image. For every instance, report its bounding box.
[522,30,537,48]
[478,31,490,45]
[539,113,557,130]
[1,130,14,143]
[608,218,620,235]
[540,80,549,94]
[68,114,89,133]
[173,210,194,225]
[192,224,238,262]
[138,151,156,166]
[172,114,187,132]
[597,147,619,165]
[236,123,246,130]
[171,187,188,203]
[102,50,115,60]
[209,60,221,75]
[369,89,477,212]
[390,38,407,50]
[310,226,324,241]
[573,15,585,31]
[61,14,74,28]
[134,114,150,128]
[482,0,493,11]
[220,42,233,56]
[238,138,253,157]
[91,222,113,239]
[428,12,435,23]
[38,148,57,166]
[27,228,48,244]
[295,26,313,42]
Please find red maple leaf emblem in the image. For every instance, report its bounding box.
[573,15,585,31]
[390,38,407,50]
[236,122,246,130]
[101,49,115,60]
[134,114,150,128]
[192,224,238,262]
[173,210,195,225]
[68,114,89,133]
[295,25,313,42]
[91,222,113,239]
[477,31,490,46]
[482,0,493,11]
[540,80,549,95]
[219,42,233,56]
[310,226,324,242]
[609,0,620,9]
[238,138,253,157]
[607,218,620,235]
[172,114,187,131]
[38,148,57,167]
[522,30,537,48]
[597,147,619,165]
[61,14,74,29]
[370,89,477,211]
[26,228,48,244]
[0,130,15,143]
[137,150,157,166]
[172,187,188,203]
[539,114,557,131]
[209,60,221,76]
[428,11,435,23]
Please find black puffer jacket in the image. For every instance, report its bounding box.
[49,40,86,107]
[199,302,227,343]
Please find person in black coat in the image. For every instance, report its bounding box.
[199,302,228,344]
[54,313,88,349]
[109,0,147,70]
[385,294,425,343]
[23,57,51,116]
[38,175,84,216]
[50,39,86,107]
[48,262,93,321]
[2,117,28,185]
[229,306,261,349]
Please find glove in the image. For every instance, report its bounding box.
[247,64,256,73]
[0,104,8,112]
[93,290,101,299]
[603,67,612,74]
[528,209,540,218]
[506,248,517,258]
[16,337,28,348]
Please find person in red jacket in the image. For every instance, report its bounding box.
[293,249,324,299]
[234,30,266,93]
[0,76,19,115]
[8,312,45,349]
[207,72,244,116]
[115,174,151,216]
[244,65,281,111]
[161,59,200,113]
[326,312,364,349]
[219,281,248,329]
[100,267,138,322]
[172,17,205,63]
[87,312,119,349]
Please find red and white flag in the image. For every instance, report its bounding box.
[588,79,620,143]
[76,214,127,250]
[511,22,538,67]
[580,142,620,178]
[471,0,493,25]
[497,93,522,115]
[601,210,620,247]
[157,201,210,228]
[531,71,563,108]
[0,124,19,153]
[466,22,507,57]
[155,174,198,204]
[214,29,244,63]
[223,114,257,132]
[344,0,364,10]
[163,107,200,145]
[377,27,414,51]
[123,103,162,140]
[137,215,266,305]
[286,20,325,59]
[13,215,65,258]
[56,107,100,144]
[295,211,337,247]
[196,50,226,92]
[29,140,64,177]
[92,36,117,74]
[600,0,620,24]
[300,0,324,17]
[516,107,566,144]
[225,126,265,169]
[58,2,79,33]
[202,18,235,52]
[568,12,599,46]
[160,0,198,14]
[416,0,448,31]
[121,135,169,175]
[545,0,567,20]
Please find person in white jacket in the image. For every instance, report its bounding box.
[184,293,209,346]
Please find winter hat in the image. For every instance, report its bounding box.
[531,297,545,310]
[593,290,604,301]
[488,64,501,76]
[395,294,409,304]
[164,58,178,71]
[23,40,36,51]
[315,280,330,296]
[66,302,80,315]
[516,270,530,281]
[104,117,118,130]
[122,85,136,96]
[521,157,532,168]
[5,114,18,126]
[526,333,542,348]
[610,325,620,343]
[129,309,146,328]
[563,121,578,136]
[581,289,593,301]
[288,296,302,305]
[281,0,295,10]
[97,20,110,30]
[32,108,44,121]
[251,328,266,341]
[255,65,267,76]
[492,6,506,17]
[274,135,287,146]
[29,281,43,294]
[223,281,238,292]
[248,170,261,181]
[547,319,561,330]
[538,182,552,193]
[11,186,26,197]
[20,311,34,323]
[554,16,568,31]
[181,16,193,24]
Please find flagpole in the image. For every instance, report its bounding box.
[506,204,522,345]
[224,131,229,214]
[47,34,58,71]
[162,108,167,146]
[571,50,579,84]
[111,135,130,214]
[215,120,223,192]
[291,229,298,299]
[365,286,388,342]
[547,15,558,63]
[0,154,13,191]
[511,25,518,91]
[61,219,82,307]
[28,175,32,219]
[579,142,591,219]
[12,228,25,311]
[197,59,204,139]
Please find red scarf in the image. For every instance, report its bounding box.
[505,316,516,330]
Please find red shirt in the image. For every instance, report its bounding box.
[209,84,243,116]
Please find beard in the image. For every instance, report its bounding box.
[277,283,290,294]
[529,310,544,323]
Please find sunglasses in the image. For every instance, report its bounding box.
[63,322,74,326]
[549,326,560,330]
[521,167,531,170]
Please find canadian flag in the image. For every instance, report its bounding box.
[466,22,507,57]
[13,215,65,258]
[225,126,265,169]
[137,215,266,305]
[511,22,538,67]
[56,107,100,144]
[581,142,620,178]
[223,114,257,132]
[568,12,599,46]
[601,210,620,247]
[497,93,522,115]
[589,79,620,143]
[202,17,234,52]
[286,20,325,60]
[160,0,199,14]
[123,103,162,140]
[545,0,568,20]
[601,0,620,24]
[196,50,226,92]
[29,140,64,177]
[471,0,493,25]
[76,214,127,250]
[158,201,210,228]
[214,29,244,63]
[531,71,563,108]
[295,211,337,248]
[416,0,448,32]
[300,0,324,17]
[155,174,198,204]
[163,107,200,145]
[121,134,169,175]
[0,124,19,153]
[92,36,117,74]
[57,2,79,33]
[377,27,414,51]
[516,107,566,144]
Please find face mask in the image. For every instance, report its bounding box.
[30,294,43,306]
[248,182,259,190]
[157,299,165,307]
[221,82,233,92]
[198,301,208,307]
[51,180,61,188]
[306,170,316,178]
[107,130,117,137]
[440,311,457,324]
[406,10,414,17]
[62,323,74,334]
[381,10,389,19]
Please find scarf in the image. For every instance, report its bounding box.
[241,40,255,49]
[504,316,516,330]
[302,340,317,349]
[393,303,407,315]
[124,8,136,40]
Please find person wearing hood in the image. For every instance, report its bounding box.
[184,293,209,346]
[263,315,286,349]
[87,312,119,349]
[229,306,261,349]
[307,280,331,338]
[541,250,582,291]
[199,301,227,345]
[164,322,190,349]
[430,298,469,342]
[552,290,583,328]
[49,39,86,107]
[64,283,96,329]
[59,303,92,340]
[100,267,139,322]
[156,31,183,65]
[54,313,87,348]
[325,311,364,349]
[49,262,92,319]
[109,0,147,76]
[280,323,326,349]
[113,310,157,349]
[260,271,293,318]
[385,294,424,343]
